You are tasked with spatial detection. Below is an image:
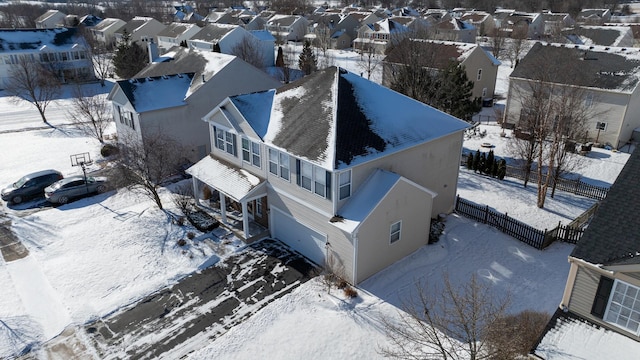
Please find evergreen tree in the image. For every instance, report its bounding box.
[276,46,285,67]
[479,153,487,174]
[112,30,148,79]
[485,150,495,175]
[492,159,499,177]
[473,150,481,173]
[497,159,507,180]
[466,152,473,170]
[298,40,317,75]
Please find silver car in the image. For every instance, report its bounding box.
[45,176,108,204]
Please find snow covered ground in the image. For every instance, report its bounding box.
[0,49,631,359]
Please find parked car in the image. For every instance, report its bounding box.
[1,169,64,204]
[44,175,108,204]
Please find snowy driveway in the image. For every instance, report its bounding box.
[78,239,317,359]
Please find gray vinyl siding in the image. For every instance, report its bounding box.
[569,264,640,340]
[568,265,601,318]
[267,186,354,281]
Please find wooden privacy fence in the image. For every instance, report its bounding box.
[504,166,609,201]
[454,196,585,249]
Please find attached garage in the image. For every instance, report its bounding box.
[271,207,327,266]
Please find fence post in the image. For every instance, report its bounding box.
[502,212,508,231]
[484,205,489,224]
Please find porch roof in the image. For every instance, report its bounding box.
[186,155,265,202]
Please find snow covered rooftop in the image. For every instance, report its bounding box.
[228,67,469,170]
[0,28,81,53]
[115,73,194,113]
[186,155,263,201]
[534,311,640,360]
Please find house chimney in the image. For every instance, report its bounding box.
[148,38,159,63]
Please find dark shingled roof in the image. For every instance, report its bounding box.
[157,23,197,38]
[190,24,236,42]
[135,47,207,78]
[384,39,474,69]
[571,148,640,265]
[562,26,623,46]
[510,42,640,93]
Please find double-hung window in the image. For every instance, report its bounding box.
[390,221,402,244]
[296,159,331,199]
[242,139,261,168]
[268,149,290,181]
[215,128,236,156]
[339,171,351,200]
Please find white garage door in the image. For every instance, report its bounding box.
[272,208,326,266]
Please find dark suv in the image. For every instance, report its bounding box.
[1,170,64,204]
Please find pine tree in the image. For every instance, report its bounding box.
[492,159,499,177]
[473,150,481,173]
[298,40,317,75]
[479,153,487,174]
[485,150,495,175]
[466,152,473,170]
[276,46,285,67]
[434,62,482,121]
[498,159,507,180]
[112,30,148,79]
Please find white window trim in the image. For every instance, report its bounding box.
[215,127,236,156]
[269,148,291,181]
[390,221,402,244]
[604,279,640,336]
[242,138,261,168]
[339,170,351,200]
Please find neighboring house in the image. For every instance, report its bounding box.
[187,23,276,68]
[531,147,640,359]
[541,12,575,38]
[173,4,205,23]
[89,17,126,47]
[205,10,236,25]
[107,49,281,164]
[562,25,635,48]
[353,18,409,53]
[113,16,166,45]
[430,17,476,43]
[0,28,94,89]
[186,66,469,284]
[505,42,640,149]
[35,10,66,29]
[336,12,371,42]
[266,15,309,42]
[237,15,267,31]
[156,23,201,53]
[460,11,496,36]
[577,8,612,25]
[382,39,500,102]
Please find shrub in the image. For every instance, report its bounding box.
[187,231,196,240]
[337,279,348,289]
[100,143,119,157]
[486,310,550,360]
[177,239,187,247]
[343,286,358,298]
[429,217,446,244]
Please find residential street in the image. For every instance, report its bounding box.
[49,239,317,359]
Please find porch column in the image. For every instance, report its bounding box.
[220,192,228,224]
[191,177,199,206]
[242,200,250,238]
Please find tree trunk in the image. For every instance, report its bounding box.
[151,187,163,210]
[37,107,48,123]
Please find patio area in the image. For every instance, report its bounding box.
[196,198,269,243]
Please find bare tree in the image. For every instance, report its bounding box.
[66,85,112,144]
[379,273,511,360]
[78,26,113,87]
[357,43,381,80]
[116,132,186,210]
[4,55,61,123]
[230,35,266,70]
[507,26,528,67]
[489,27,507,60]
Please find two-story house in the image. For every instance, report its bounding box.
[156,23,201,54]
[460,11,496,37]
[531,147,640,359]
[89,18,126,48]
[504,42,640,149]
[0,28,94,89]
[107,49,281,164]
[186,67,469,284]
[35,10,66,29]
[383,39,500,103]
[430,17,477,43]
[113,16,166,46]
[354,18,409,54]
[266,15,308,42]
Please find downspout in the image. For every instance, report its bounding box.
[352,229,359,286]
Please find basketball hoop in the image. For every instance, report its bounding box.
[70,152,93,181]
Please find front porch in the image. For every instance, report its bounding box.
[186,155,270,242]
[196,197,269,243]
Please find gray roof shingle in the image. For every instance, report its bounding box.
[571,148,640,265]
